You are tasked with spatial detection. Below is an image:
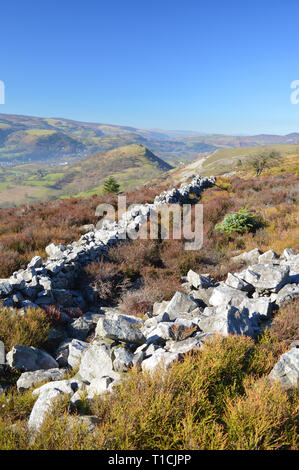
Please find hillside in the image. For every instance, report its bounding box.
[0,164,298,450]
[0,113,218,165]
[2,113,299,168]
[168,144,299,183]
[0,144,172,206]
[53,144,173,197]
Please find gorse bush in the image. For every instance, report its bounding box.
[215,207,264,235]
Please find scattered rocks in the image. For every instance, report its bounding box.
[0,169,297,433]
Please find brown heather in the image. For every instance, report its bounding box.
[0,335,297,450]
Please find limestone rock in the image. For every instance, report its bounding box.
[244,264,290,293]
[0,279,13,298]
[17,368,68,391]
[165,291,199,320]
[28,379,84,432]
[141,349,181,373]
[112,347,134,372]
[199,304,259,337]
[6,345,58,372]
[209,285,248,308]
[67,316,94,341]
[95,313,145,345]
[78,342,119,383]
[187,270,214,289]
[258,250,279,264]
[268,348,299,389]
[67,339,90,369]
[225,273,254,292]
[276,284,299,306]
[0,341,5,365]
[239,297,273,320]
[231,248,262,265]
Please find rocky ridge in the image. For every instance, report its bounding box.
[0,175,298,432]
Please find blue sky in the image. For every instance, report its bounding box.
[1,0,299,134]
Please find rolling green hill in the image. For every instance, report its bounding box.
[0,144,172,206]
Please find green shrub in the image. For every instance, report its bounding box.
[215,207,263,235]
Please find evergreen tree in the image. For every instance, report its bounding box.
[103,176,120,194]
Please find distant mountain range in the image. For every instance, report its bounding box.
[2,113,298,166]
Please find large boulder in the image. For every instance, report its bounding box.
[187,270,213,289]
[225,273,254,293]
[276,284,299,306]
[198,304,259,337]
[209,285,248,308]
[78,342,119,383]
[28,379,84,432]
[268,347,299,389]
[0,279,13,298]
[244,264,290,293]
[17,368,68,391]
[95,313,145,345]
[6,346,58,372]
[239,297,273,320]
[141,349,181,373]
[165,292,200,320]
[231,248,262,265]
[112,347,134,372]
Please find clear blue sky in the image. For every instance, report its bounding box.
[1,0,299,134]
